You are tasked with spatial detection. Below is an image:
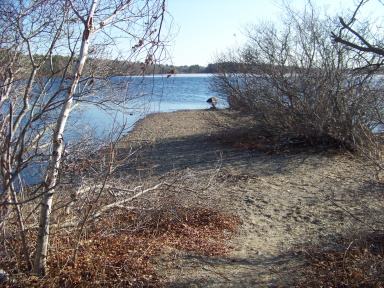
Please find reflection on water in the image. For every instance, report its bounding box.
[70,74,223,140]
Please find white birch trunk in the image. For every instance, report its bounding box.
[33,1,98,275]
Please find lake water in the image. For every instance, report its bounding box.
[71,74,222,140]
[12,74,220,188]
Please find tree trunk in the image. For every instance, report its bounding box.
[33,2,97,275]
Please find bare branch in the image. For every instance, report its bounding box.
[332,31,384,56]
[91,183,164,220]
[68,0,87,24]
[94,0,133,31]
[332,0,384,61]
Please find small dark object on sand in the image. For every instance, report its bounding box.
[207,97,218,109]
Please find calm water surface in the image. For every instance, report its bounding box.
[16,74,220,186]
[72,74,222,139]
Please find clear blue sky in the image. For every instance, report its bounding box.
[165,0,382,66]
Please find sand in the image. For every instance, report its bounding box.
[116,109,384,287]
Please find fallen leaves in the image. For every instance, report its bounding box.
[6,206,239,287]
[301,232,384,287]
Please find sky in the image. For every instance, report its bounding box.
[165,0,383,67]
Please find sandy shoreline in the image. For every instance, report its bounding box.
[118,109,244,143]
[114,109,383,287]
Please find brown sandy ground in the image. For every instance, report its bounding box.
[115,109,384,287]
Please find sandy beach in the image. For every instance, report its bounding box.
[114,109,384,287]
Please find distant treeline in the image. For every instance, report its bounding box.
[15,53,218,78]
[0,51,254,79]
[0,50,219,80]
[4,50,380,79]
[12,51,379,79]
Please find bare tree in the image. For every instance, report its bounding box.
[0,0,169,276]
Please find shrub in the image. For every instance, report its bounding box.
[210,6,384,153]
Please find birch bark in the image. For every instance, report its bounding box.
[33,0,98,276]
[31,0,166,275]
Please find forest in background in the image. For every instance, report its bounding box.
[0,50,215,81]
[11,53,383,80]
[19,55,213,78]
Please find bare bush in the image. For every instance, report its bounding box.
[210,3,384,154]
